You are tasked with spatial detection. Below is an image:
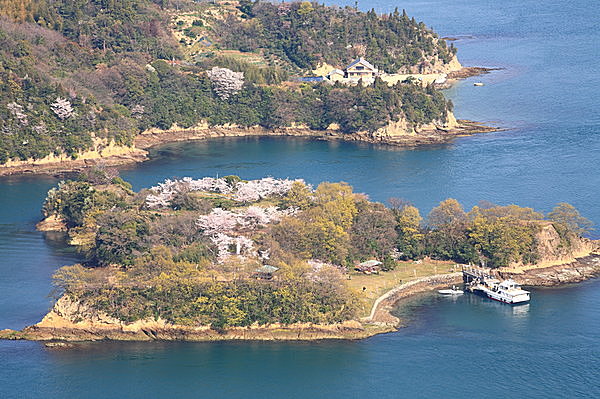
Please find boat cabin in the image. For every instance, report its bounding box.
[499,280,524,291]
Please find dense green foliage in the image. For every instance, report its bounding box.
[46,172,592,327]
[0,18,141,162]
[69,277,356,327]
[0,0,178,57]
[217,1,456,71]
[0,1,453,165]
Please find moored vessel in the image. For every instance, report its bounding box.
[470,278,530,304]
[438,286,464,295]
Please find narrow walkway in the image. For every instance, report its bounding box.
[364,272,462,322]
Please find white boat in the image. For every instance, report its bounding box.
[473,82,484,86]
[438,286,464,295]
[478,278,530,304]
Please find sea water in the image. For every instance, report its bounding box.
[1,0,599,397]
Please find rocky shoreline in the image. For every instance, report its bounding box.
[134,119,499,150]
[0,119,499,178]
[2,254,598,344]
[447,66,500,80]
[0,319,390,343]
[497,254,600,286]
[0,293,393,342]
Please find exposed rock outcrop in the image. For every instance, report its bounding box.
[135,114,496,150]
[486,225,600,285]
[0,112,497,177]
[498,255,600,286]
[0,138,148,177]
[399,54,462,75]
[36,215,67,232]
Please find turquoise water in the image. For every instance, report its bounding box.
[1,0,599,397]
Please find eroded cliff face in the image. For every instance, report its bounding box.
[371,112,459,139]
[1,138,146,169]
[501,223,599,272]
[36,215,67,232]
[399,54,462,75]
[0,138,148,176]
[534,223,597,266]
[135,111,473,150]
[495,223,600,285]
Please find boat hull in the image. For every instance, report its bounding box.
[485,290,530,304]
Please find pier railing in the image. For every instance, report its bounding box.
[460,264,497,283]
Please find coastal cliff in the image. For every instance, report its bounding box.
[498,255,600,286]
[0,138,148,177]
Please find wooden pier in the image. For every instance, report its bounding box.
[461,264,495,282]
[460,264,498,292]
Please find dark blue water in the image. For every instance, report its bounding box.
[1,0,599,397]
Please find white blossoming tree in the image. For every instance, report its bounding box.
[131,104,145,118]
[233,177,299,202]
[144,176,303,209]
[207,67,244,100]
[6,102,28,125]
[195,205,292,262]
[196,208,239,234]
[51,97,75,120]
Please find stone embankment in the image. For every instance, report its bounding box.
[364,272,463,326]
[364,249,600,329]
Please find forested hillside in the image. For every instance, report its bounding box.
[213,1,456,72]
[0,1,455,165]
[0,0,178,57]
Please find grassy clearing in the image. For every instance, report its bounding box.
[347,260,458,317]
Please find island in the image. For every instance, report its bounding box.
[0,0,496,177]
[2,168,598,342]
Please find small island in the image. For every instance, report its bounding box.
[0,0,495,177]
[2,167,598,342]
